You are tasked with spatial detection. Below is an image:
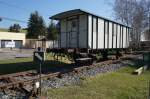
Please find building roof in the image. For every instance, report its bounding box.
[50,9,131,28]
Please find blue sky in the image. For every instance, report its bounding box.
[0,0,114,28]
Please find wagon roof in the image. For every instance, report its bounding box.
[50,9,131,28]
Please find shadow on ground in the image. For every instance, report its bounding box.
[0,54,147,75]
[120,56,145,69]
[0,60,74,75]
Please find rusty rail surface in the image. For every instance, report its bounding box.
[0,70,37,79]
[0,72,60,90]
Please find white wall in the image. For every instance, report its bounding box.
[123,27,126,48]
[126,27,130,48]
[105,21,108,49]
[117,25,120,48]
[127,28,129,47]
[93,17,97,49]
[88,16,106,49]
[47,40,58,48]
[113,24,117,48]
[88,15,92,48]
[60,14,130,49]
[98,18,104,49]
[109,22,112,48]
[120,27,122,48]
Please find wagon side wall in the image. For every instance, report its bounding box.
[59,14,131,50]
[88,15,130,50]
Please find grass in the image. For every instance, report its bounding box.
[0,28,8,32]
[0,28,27,33]
[20,29,27,33]
[44,66,150,99]
[0,54,71,75]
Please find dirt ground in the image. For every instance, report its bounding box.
[0,48,34,60]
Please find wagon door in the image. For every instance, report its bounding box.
[67,18,78,48]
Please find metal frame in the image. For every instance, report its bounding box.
[112,23,114,48]
[91,16,94,49]
[119,25,122,48]
[104,20,106,49]
[87,15,89,49]
[77,15,79,48]
[96,17,98,49]
[128,28,130,46]
[66,18,68,48]
[116,24,118,49]
[59,20,61,48]
[107,21,109,49]
[126,27,128,48]
[122,26,123,48]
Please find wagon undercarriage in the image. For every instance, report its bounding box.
[46,48,129,64]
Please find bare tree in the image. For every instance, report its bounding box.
[144,29,150,40]
[113,0,150,47]
[142,0,150,41]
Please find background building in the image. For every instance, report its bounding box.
[0,32,26,48]
[140,28,150,49]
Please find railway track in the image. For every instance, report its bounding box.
[0,72,60,89]
[0,54,141,94]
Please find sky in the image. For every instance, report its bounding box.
[0,0,114,28]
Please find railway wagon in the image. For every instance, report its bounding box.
[50,9,131,51]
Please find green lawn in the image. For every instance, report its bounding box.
[0,28,27,33]
[44,67,150,99]
[20,29,27,33]
[0,28,8,32]
[0,54,71,75]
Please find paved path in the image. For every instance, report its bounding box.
[0,49,34,60]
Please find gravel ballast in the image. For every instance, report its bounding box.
[41,60,131,92]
